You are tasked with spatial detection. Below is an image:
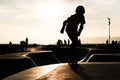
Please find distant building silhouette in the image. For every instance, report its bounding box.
[9,41,12,45]
[57,39,63,47]
[26,37,28,46]
[20,38,29,51]
[64,39,67,46]
[106,40,109,45]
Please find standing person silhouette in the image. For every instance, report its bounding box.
[60,5,86,65]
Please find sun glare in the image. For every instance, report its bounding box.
[32,1,63,19]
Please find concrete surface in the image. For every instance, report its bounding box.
[3,62,120,80]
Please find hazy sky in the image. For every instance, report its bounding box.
[0,0,120,44]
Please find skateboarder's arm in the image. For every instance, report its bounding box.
[77,23,84,36]
[60,20,68,34]
[78,16,85,36]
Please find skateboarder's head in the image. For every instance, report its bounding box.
[76,5,85,15]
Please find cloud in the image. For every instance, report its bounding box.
[0,0,39,26]
[0,0,40,16]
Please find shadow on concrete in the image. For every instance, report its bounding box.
[53,47,89,62]
[0,58,35,79]
[70,64,94,80]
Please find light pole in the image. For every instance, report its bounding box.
[108,18,111,44]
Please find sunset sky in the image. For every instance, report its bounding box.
[0,0,120,44]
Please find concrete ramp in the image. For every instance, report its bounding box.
[3,64,64,80]
[3,62,120,80]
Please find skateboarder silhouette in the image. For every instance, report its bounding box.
[60,5,86,65]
